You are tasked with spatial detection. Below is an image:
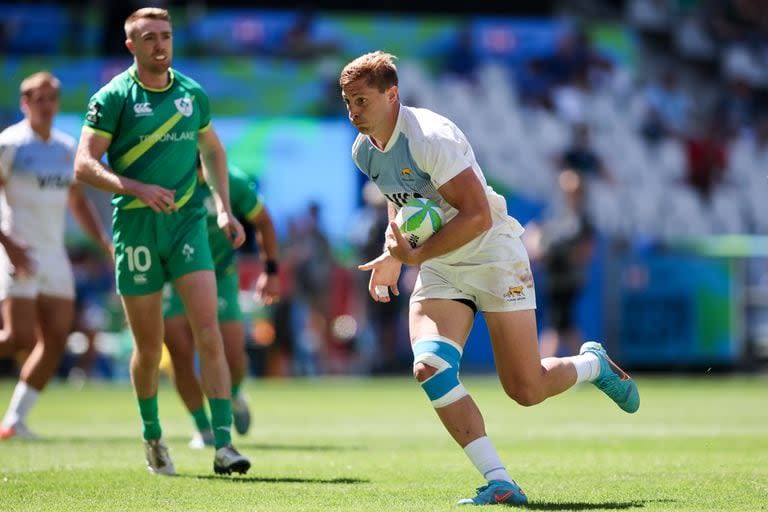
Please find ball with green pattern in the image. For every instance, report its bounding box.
[394,198,445,248]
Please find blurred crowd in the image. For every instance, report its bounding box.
[408,4,768,240]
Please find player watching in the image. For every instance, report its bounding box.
[73,7,250,476]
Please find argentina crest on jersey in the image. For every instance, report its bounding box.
[174,95,194,117]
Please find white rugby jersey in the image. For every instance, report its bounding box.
[352,105,523,259]
[0,120,75,249]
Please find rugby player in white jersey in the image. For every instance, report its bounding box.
[0,71,112,440]
[340,51,640,506]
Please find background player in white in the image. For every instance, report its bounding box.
[0,71,112,439]
[340,51,640,506]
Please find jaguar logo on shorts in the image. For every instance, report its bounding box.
[503,285,526,302]
[134,274,147,285]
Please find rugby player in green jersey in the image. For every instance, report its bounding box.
[163,160,280,449]
[73,7,249,476]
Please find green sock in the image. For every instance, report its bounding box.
[137,395,162,441]
[231,382,241,399]
[208,398,232,449]
[191,406,211,433]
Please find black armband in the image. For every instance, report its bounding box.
[264,260,279,275]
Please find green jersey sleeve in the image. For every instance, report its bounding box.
[229,165,263,221]
[83,83,125,140]
[196,85,211,132]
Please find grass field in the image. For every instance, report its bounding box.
[0,375,766,511]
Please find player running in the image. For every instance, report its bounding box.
[340,51,639,506]
[0,71,112,440]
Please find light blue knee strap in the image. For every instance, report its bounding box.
[412,338,467,408]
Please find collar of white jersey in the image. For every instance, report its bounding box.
[21,119,54,144]
[371,103,405,153]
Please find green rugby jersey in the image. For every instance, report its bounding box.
[82,65,210,210]
[198,165,263,276]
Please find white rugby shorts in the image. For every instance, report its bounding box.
[0,245,75,300]
[411,223,537,312]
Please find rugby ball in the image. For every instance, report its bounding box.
[394,198,445,248]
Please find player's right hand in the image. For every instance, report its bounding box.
[359,251,401,302]
[3,236,34,278]
[217,211,246,248]
[135,184,177,214]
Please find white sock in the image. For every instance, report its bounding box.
[463,436,513,483]
[2,380,39,427]
[573,352,601,383]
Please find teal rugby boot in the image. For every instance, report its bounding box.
[580,341,640,413]
[457,479,528,506]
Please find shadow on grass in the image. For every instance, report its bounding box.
[18,437,139,444]
[524,499,674,510]
[19,438,360,452]
[185,475,369,484]
[233,442,363,452]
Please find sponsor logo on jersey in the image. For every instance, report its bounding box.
[133,102,153,116]
[37,175,72,189]
[400,167,414,182]
[384,192,421,208]
[139,130,196,143]
[174,96,194,117]
[86,102,101,124]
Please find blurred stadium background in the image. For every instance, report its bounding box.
[1,0,767,383]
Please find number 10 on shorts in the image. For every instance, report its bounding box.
[125,246,152,272]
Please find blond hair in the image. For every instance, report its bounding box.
[124,7,171,39]
[19,71,61,97]
[339,51,399,92]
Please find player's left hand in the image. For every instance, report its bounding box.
[385,221,420,265]
[254,272,280,305]
[218,211,246,248]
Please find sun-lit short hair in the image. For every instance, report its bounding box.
[124,7,171,40]
[339,51,399,92]
[19,71,61,98]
